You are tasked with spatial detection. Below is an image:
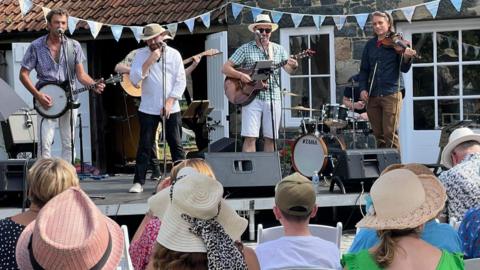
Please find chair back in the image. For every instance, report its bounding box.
[465,258,480,270]
[449,217,461,230]
[116,225,134,270]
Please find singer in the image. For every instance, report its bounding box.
[128,24,186,193]
[19,8,104,162]
[358,11,416,150]
[222,14,298,152]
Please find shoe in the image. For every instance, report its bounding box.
[129,183,143,193]
[150,167,161,181]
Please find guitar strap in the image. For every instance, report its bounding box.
[65,38,77,82]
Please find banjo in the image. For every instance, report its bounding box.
[34,74,122,119]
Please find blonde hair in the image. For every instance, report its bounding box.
[170,159,216,180]
[371,11,395,34]
[28,158,80,207]
[374,227,421,268]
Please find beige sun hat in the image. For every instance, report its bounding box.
[441,127,480,168]
[356,169,446,230]
[148,172,248,252]
[248,14,279,33]
[140,23,173,41]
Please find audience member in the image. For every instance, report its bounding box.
[349,163,462,254]
[16,186,124,270]
[255,173,342,270]
[439,127,480,221]
[342,169,464,269]
[0,158,79,270]
[145,172,256,270]
[458,208,480,259]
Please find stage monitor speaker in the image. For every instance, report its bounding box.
[208,137,238,152]
[0,159,36,192]
[1,112,38,157]
[205,151,281,188]
[330,148,401,182]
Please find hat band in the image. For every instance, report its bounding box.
[255,20,272,24]
[28,231,113,270]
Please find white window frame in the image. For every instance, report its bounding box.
[280,26,336,127]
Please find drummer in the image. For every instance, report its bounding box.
[342,74,368,121]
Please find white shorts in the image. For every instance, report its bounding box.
[241,99,281,139]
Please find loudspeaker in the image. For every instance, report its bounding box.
[330,148,401,181]
[205,151,281,188]
[208,137,238,152]
[0,159,36,192]
[1,112,38,157]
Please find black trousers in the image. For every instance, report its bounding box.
[133,111,185,184]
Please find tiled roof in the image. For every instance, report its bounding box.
[0,0,225,33]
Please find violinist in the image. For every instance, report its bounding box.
[358,11,416,151]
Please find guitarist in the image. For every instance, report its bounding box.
[19,8,105,162]
[222,14,298,152]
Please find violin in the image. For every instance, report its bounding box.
[381,32,418,58]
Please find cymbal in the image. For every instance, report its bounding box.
[280,90,300,97]
[285,106,319,112]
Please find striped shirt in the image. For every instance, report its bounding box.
[229,41,288,101]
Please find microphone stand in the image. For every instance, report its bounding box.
[160,43,168,178]
[259,36,277,152]
[350,79,357,149]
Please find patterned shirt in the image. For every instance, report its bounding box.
[129,217,161,270]
[229,41,288,101]
[0,218,26,270]
[439,153,480,221]
[458,208,480,259]
[118,49,138,68]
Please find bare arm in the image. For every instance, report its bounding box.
[114,63,130,74]
[243,246,260,270]
[75,63,105,94]
[185,55,201,76]
[222,60,251,83]
[19,67,52,108]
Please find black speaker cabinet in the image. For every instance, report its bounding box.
[0,159,36,192]
[205,151,282,188]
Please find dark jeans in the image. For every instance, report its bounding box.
[134,111,185,184]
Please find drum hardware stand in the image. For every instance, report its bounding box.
[206,117,220,153]
[234,105,241,152]
[349,77,358,150]
[78,113,84,174]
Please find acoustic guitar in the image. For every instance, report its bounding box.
[224,49,315,106]
[120,49,221,97]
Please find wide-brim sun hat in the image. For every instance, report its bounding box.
[16,187,124,270]
[441,127,480,168]
[356,169,446,230]
[248,14,279,33]
[140,23,173,41]
[148,172,248,252]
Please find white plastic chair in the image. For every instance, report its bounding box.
[465,258,480,270]
[449,217,461,230]
[117,225,134,270]
[257,222,343,249]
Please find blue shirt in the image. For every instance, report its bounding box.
[348,220,462,253]
[459,208,480,259]
[359,37,412,96]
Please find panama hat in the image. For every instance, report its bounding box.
[140,23,173,41]
[148,172,248,252]
[356,169,446,230]
[16,187,124,270]
[248,14,279,33]
[441,127,480,168]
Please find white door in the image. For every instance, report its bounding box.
[206,31,229,141]
[11,42,93,162]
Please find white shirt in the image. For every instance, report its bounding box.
[255,236,342,270]
[130,46,186,115]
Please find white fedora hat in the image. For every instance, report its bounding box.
[441,127,480,168]
[248,14,279,33]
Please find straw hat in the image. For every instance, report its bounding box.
[16,187,124,270]
[140,23,173,41]
[148,172,248,252]
[441,127,480,168]
[248,14,279,33]
[356,169,446,230]
[381,163,434,176]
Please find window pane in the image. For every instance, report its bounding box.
[438,99,460,127]
[289,36,308,76]
[463,65,480,95]
[464,99,480,124]
[414,100,434,130]
[412,32,433,63]
[413,67,434,96]
[290,77,310,117]
[310,35,330,75]
[437,65,459,96]
[437,31,459,62]
[312,77,330,113]
[462,29,480,61]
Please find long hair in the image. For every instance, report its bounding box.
[371,11,395,35]
[151,243,208,270]
[373,227,421,268]
[170,159,216,180]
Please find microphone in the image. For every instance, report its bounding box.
[394,38,408,49]
[255,30,264,40]
[56,28,65,35]
[24,111,33,128]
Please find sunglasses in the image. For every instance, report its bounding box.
[257,28,272,34]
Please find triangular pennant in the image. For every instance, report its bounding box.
[425,1,440,18]
[447,36,453,48]
[231,3,243,20]
[475,47,479,58]
[450,0,463,12]
[250,7,263,20]
[333,15,347,30]
[291,13,304,28]
[110,25,123,42]
[401,6,416,23]
[41,7,50,22]
[167,23,178,38]
[184,17,195,33]
[68,17,79,35]
[86,20,103,39]
[271,11,284,24]
[385,10,393,15]
[19,0,33,16]
[129,26,143,43]
[312,15,325,30]
[200,12,211,28]
[354,13,368,30]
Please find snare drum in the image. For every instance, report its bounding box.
[323,104,348,128]
[346,120,371,133]
[300,120,330,135]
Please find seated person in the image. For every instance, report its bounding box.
[348,163,462,254]
[16,187,124,269]
[458,207,480,259]
[342,169,464,269]
[342,74,368,121]
[0,158,79,269]
[255,173,342,270]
